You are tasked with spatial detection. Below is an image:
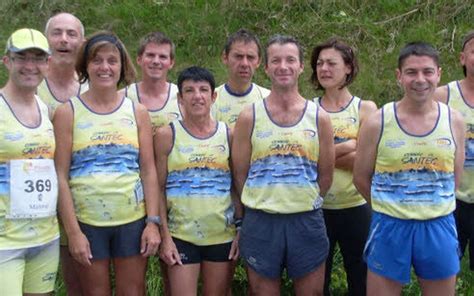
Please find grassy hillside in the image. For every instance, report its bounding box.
[1,0,473,295]
[1,0,473,103]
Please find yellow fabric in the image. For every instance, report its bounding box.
[69,96,145,226]
[213,83,270,127]
[37,79,88,113]
[125,82,181,132]
[0,95,58,250]
[372,102,455,219]
[166,121,235,245]
[241,100,321,214]
[315,96,366,209]
[447,81,474,203]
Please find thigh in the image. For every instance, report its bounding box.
[201,260,233,296]
[111,218,145,258]
[413,214,460,281]
[23,239,59,294]
[293,262,325,296]
[114,255,147,296]
[246,266,281,296]
[0,249,25,296]
[168,263,200,296]
[159,259,172,296]
[286,209,329,279]
[364,212,412,284]
[418,276,456,296]
[339,204,371,256]
[76,258,111,296]
[366,270,402,296]
[60,245,83,296]
[239,208,284,279]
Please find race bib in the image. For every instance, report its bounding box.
[7,159,58,219]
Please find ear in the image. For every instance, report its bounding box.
[211,90,217,103]
[2,55,11,69]
[395,68,401,82]
[460,52,465,66]
[177,92,183,104]
[136,55,142,66]
[221,51,228,65]
[169,58,175,70]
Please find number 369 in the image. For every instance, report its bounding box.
[24,179,52,193]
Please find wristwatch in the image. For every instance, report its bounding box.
[145,216,162,226]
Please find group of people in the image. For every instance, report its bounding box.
[0,10,472,296]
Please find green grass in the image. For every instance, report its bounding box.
[1,0,473,294]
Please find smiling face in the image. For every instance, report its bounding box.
[316,47,351,90]
[264,42,303,90]
[178,80,216,117]
[4,49,49,91]
[46,13,84,66]
[222,40,260,86]
[86,45,121,90]
[396,55,441,103]
[137,42,174,81]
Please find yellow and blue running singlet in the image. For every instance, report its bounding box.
[166,121,235,245]
[241,99,321,214]
[69,96,145,226]
[0,95,58,250]
[372,102,456,220]
[315,96,366,209]
[446,81,474,203]
[37,79,88,113]
[125,82,181,132]
[213,83,270,127]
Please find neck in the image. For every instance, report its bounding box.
[47,60,77,84]
[86,87,119,105]
[226,80,252,94]
[1,81,36,104]
[268,86,303,108]
[322,87,352,104]
[398,96,436,115]
[462,75,474,90]
[140,77,168,94]
[183,115,215,134]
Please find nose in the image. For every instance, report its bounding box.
[60,31,68,42]
[414,72,426,82]
[241,56,249,67]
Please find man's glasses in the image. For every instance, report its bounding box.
[10,54,48,65]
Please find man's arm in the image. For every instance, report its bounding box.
[353,109,383,204]
[317,109,335,197]
[231,105,254,207]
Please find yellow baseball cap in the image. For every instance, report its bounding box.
[5,28,50,54]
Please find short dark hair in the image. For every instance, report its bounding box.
[137,31,175,60]
[177,66,216,94]
[223,29,261,58]
[76,31,136,86]
[264,34,304,66]
[398,42,440,70]
[461,31,474,77]
[310,37,359,90]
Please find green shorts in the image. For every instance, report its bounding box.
[0,238,59,294]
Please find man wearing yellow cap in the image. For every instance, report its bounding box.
[0,28,59,295]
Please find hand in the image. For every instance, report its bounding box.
[68,231,93,266]
[159,237,182,266]
[228,231,240,260]
[141,223,161,257]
